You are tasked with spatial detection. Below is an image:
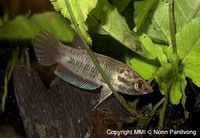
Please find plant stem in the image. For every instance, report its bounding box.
[2,50,18,111]
[153,97,165,111]
[64,0,138,116]
[169,0,177,54]
[158,95,168,129]
[25,47,30,66]
[148,68,158,84]
[157,0,177,129]
[146,97,166,129]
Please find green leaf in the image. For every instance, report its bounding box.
[174,0,200,33]
[134,0,200,44]
[177,18,200,87]
[156,43,168,54]
[90,0,151,59]
[130,57,158,80]
[155,63,183,105]
[169,74,182,105]
[134,0,170,43]
[50,0,60,11]
[139,34,157,59]
[129,34,167,79]
[139,34,168,62]
[155,46,185,105]
[0,12,75,42]
[166,46,183,104]
[113,0,131,13]
[52,0,98,44]
[133,0,158,32]
[155,63,173,95]
[154,43,168,65]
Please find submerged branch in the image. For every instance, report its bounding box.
[64,0,138,116]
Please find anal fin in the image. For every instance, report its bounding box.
[54,64,100,90]
[93,86,112,109]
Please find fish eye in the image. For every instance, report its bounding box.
[135,80,145,91]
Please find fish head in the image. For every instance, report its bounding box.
[116,67,153,95]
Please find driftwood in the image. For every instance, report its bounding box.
[13,64,131,138]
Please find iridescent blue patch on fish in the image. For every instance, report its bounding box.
[54,64,100,90]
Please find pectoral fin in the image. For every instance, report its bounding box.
[93,86,112,109]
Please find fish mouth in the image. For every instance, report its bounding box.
[143,91,151,94]
[143,87,153,94]
[143,92,148,94]
[149,87,154,93]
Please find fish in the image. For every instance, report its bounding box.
[32,31,153,108]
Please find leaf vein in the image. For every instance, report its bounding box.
[182,37,200,62]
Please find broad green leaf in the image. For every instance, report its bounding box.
[174,0,200,33]
[0,12,75,42]
[169,74,182,105]
[139,34,157,59]
[166,45,183,104]
[139,34,168,63]
[134,0,170,43]
[154,43,168,65]
[155,63,173,95]
[52,0,98,44]
[134,0,200,44]
[113,0,131,13]
[156,43,168,54]
[133,0,158,32]
[130,57,158,80]
[90,0,153,59]
[50,0,60,11]
[156,65,183,105]
[129,34,167,79]
[177,18,200,87]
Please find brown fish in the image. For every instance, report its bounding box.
[32,31,153,108]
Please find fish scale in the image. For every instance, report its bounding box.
[32,31,153,108]
[60,49,116,85]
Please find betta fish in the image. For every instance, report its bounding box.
[32,31,153,108]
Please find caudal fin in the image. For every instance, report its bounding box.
[32,31,60,66]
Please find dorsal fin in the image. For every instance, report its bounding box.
[72,35,92,50]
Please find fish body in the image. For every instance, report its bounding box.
[32,31,153,108]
